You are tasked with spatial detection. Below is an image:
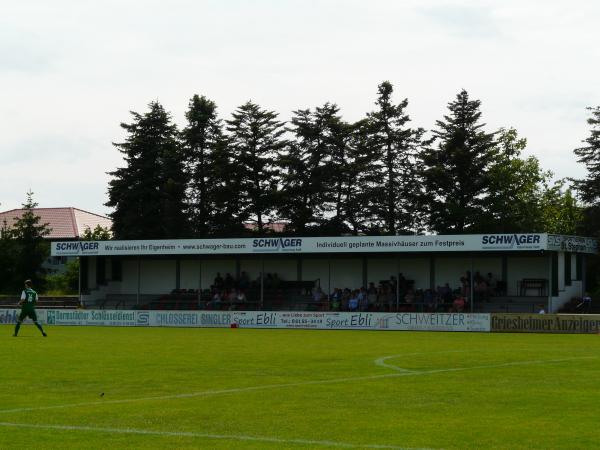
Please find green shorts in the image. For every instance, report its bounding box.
[19,308,38,322]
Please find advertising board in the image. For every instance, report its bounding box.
[0,308,47,324]
[233,311,490,332]
[0,309,490,332]
[51,234,560,257]
[491,313,600,334]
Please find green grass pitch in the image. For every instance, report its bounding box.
[1,325,600,449]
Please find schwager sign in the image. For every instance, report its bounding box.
[0,309,490,332]
[51,234,560,257]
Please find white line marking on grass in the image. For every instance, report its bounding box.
[413,356,597,376]
[0,375,405,414]
[0,422,431,450]
[0,356,595,415]
[374,350,471,373]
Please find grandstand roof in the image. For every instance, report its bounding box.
[0,207,112,239]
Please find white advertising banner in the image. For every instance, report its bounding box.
[232,311,490,332]
[0,308,47,325]
[44,309,142,326]
[0,309,490,332]
[51,234,563,257]
[547,234,599,254]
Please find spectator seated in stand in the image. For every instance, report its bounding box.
[341,288,351,310]
[207,288,222,309]
[330,288,342,311]
[367,283,378,310]
[226,288,237,303]
[474,279,488,301]
[451,295,466,312]
[348,290,359,311]
[311,286,324,303]
[358,287,368,311]
[423,288,436,311]
[224,273,235,289]
[579,292,592,313]
[214,273,224,289]
[236,290,247,303]
[238,271,250,290]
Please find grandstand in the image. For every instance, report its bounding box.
[51,233,597,314]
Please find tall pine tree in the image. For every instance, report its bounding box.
[365,81,425,235]
[573,106,600,238]
[421,90,496,233]
[182,95,222,237]
[320,105,354,234]
[279,104,344,234]
[11,191,51,289]
[208,138,248,236]
[106,101,189,239]
[226,101,286,234]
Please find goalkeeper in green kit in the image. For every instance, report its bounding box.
[14,280,47,337]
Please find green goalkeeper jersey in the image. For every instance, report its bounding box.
[22,288,38,311]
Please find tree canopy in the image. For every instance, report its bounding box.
[103,87,590,239]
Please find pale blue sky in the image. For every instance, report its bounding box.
[1,0,599,215]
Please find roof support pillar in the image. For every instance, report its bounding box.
[136,257,141,308]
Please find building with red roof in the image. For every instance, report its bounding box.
[0,207,112,274]
[0,207,112,239]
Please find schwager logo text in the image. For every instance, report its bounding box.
[55,242,100,253]
[481,235,541,247]
[252,238,302,251]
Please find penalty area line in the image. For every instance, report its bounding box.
[0,422,429,450]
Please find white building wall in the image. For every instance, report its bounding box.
[140,260,176,294]
[237,258,298,282]
[367,258,396,286]
[180,260,201,290]
[557,252,565,291]
[302,259,330,292]
[399,258,431,290]
[506,256,547,296]
[120,259,138,294]
[551,280,582,312]
[200,259,236,288]
[367,257,431,290]
[262,259,297,282]
[330,259,362,291]
[87,256,97,290]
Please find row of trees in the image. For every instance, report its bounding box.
[107,83,584,239]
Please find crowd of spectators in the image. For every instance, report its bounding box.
[197,269,503,312]
[204,271,287,309]
[311,271,503,313]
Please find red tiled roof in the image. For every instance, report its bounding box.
[0,208,112,239]
[244,222,288,233]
